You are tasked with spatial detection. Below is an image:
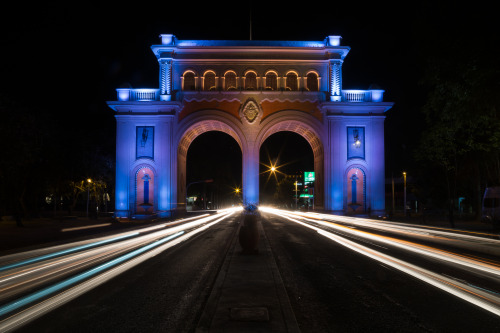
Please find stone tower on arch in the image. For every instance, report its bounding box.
[107,34,393,218]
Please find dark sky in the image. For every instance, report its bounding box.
[3,2,494,98]
[2,1,497,186]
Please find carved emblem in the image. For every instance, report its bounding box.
[241,99,260,124]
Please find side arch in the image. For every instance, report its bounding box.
[257,111,325,209]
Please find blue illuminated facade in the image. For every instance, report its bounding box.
[107,34,393,218]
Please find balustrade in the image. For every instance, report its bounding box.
[116,88,384,103]
[342,89,384,102]
[116,89,160,101]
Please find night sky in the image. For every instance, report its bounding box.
[1,2,497,203]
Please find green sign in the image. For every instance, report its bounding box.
[304,171,315,182]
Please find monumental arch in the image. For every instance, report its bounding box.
[107,34,394,218]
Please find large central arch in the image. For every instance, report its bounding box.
[176,111,245,210]
[256,111,325,210]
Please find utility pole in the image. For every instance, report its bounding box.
[295,174,298,210]
[403,172,407,217]
[392,172,395,217]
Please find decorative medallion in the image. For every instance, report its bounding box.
[240,99,261,124]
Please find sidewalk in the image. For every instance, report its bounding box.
[383,213,500,233]
[196,216,300,333]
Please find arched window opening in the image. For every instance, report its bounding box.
[225,71,237,90]
[286,72,298,91]
[183,71,196,91]
[204,71,216,91]
[346,168,365,213]
[245,71,257,90]
[306,72,319,91]
[136,167,154,214]
[265,72,277,90]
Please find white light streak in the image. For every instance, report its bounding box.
[61,223,112,232]
[261,207,500,317]
[0,210,237,332]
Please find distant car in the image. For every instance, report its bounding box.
[482,187,500,224]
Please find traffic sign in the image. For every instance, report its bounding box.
[304,171,315,182]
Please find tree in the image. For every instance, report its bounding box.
[415,9,500,225]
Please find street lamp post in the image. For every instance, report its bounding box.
[403,172,407,217]
[86,178,92,218]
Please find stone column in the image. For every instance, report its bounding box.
[242,142,260,206]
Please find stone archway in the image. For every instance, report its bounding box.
[256,112,325,210]
[176,113,245,211]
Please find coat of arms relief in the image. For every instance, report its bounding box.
[241,99,260,124]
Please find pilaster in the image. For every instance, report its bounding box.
[367,116,386,215]
[159,59,173,101]
[329,59,343,102]
[114,118,133,217]
[325,116,345,212]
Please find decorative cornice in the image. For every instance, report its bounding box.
[183,97,241,103]
[180,91,324,104]
[182,96,321,104]
[320,102,394,115]
[107,101,182,114]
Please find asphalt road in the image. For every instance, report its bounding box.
[14,212,500,332]
[261,212,500,332]
[18,214,240,333]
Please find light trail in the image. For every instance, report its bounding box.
[61,223,112,232]
[298,210,500,240]
[0,233,139,273]
[0,213,211,270]
[260,207,500,317]
[0,231,186,318]
[0,208,240,332]
[265,209,500,256]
